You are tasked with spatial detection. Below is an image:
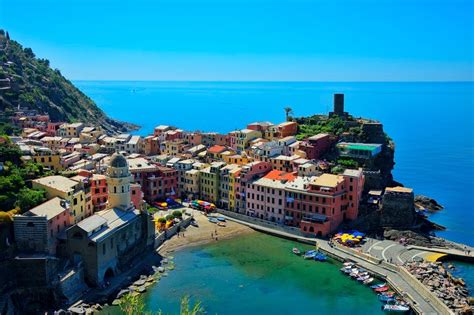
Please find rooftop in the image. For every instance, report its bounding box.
[208,145,227,154]
[337,142,382,152]
[33,175,79,193]
[386,186,413,194]
[313,173,343,188]
[27,197,68,219]
[263,169,297,181]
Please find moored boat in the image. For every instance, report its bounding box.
[371,283,387,289]
[378,294,396,303]
[357,274,370,282]
[382,304,410,313]
[293,247,302,256]
[217,216,226,222]
[374,285,389,292]
[314,253,327,262]
[363,277,374,285]
[303,250,317,259]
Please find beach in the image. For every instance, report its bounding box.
[158,209,255,256]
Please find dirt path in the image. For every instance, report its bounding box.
[158,209,254,256]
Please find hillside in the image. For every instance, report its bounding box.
[0,30,136,133]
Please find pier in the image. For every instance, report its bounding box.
[216,209,456,315]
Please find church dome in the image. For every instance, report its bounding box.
[109,153,127,168]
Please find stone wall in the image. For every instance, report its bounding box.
[381,191,416,228]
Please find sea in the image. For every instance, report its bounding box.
[76,81,474,314]
[75,81,474,246]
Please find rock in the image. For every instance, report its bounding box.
[95,304,103,310]
[116,289,130,299]
[415,195,444,211]
[137,286,146,293]
[134,279,146,286]
[158,267,165,273]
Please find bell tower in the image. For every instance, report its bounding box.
[107,153,132,210]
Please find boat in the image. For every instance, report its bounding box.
[363,277,374,285]
[292,248,302,256]
[371,283,387,289]
[208,217,218,223]
[343,262,355,267]
[374,285,390,292]
[379,294,396,303]
[217,216,226,222]
[357,274,370,282]
[314,253,327,262]
[217,222,226,227]
[190,220,199,227]
[303,250,317,259]
[382,304,410,312]
[344,267,358,275]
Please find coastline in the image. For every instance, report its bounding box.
[158,210,255,256]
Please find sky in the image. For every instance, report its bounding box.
[1,0,472,81]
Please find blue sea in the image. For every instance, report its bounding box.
[75,81,474,246]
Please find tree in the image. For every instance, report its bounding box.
[284,107,294,121]
[6,31,9,40]
[172,210,183,219]
[15,188,46,212]
[23,47,35,58]
[119,294,204,315]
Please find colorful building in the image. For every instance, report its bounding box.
[229,129,262,153]
[32,147,63,171]
[32,175,90,224]
[246,170,296,223]
[199,162,225,203]
[337,142,382,159]
[298,133,333,160]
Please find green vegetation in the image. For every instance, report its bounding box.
[165,214,173,221]
[157,217,167,224]
[148,207,159,214]
[120,294,204,315]
[295,116,347,140]
[0,30,129,132]
[284,106,294,122]
[172,210,183,219]
[336,158,359,169]
[0,122,20,136]
[0,138,51,212]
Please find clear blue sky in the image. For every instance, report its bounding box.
[1,0,472,81]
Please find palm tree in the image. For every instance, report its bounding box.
[284,107,294,121]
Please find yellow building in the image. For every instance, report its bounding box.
[223,153,253,166]
[228,166,241,211]
[32,175,89,224]
[162,139,188,156]
[32,148,63,171]
[199,162,225,203]
[230,129,262,153]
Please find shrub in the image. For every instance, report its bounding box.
[147,207,158,214]
[165,214,173,221]
[172,210,183,219]
[157,217,166,224]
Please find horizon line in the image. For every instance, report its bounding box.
[72,79,474,83]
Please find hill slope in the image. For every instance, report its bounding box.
[0,30,136,133]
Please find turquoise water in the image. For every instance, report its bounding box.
[75,81,474,246]
[102,233,383,314]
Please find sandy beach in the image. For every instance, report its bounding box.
[158,209,255,256]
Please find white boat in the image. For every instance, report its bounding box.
[363,277,374,285]
[357,275,370,282]
[383,304,410,312]
[343,262,355,267]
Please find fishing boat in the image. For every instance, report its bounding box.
[303,250,317,259]
[343,262,355,267]
[363,277,374,285]
[217,216,226,222]
[217,221,226,227]
[314,253,327,262]
[344,267,358,275]
[292,248,302,256]
[382,304,410,312]
[208,217,218,223]
[371,283,387,289]
[374,285,390,292]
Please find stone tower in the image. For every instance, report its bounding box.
[107,153,132,210]
[329,93,348,119]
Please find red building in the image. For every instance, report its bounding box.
[298,133,333,160]
[278,121,298,138]
[128,158,178,202]
[284,169,364,237]
[144,136,160,155]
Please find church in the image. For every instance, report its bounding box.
[65,153,155,286]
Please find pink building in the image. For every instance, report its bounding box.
[130,183,144,209]
[298,133,334,160]
[234,161,273,213]
[245,170,296,223]
[184,132,203,146]
[14,197,71,254]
